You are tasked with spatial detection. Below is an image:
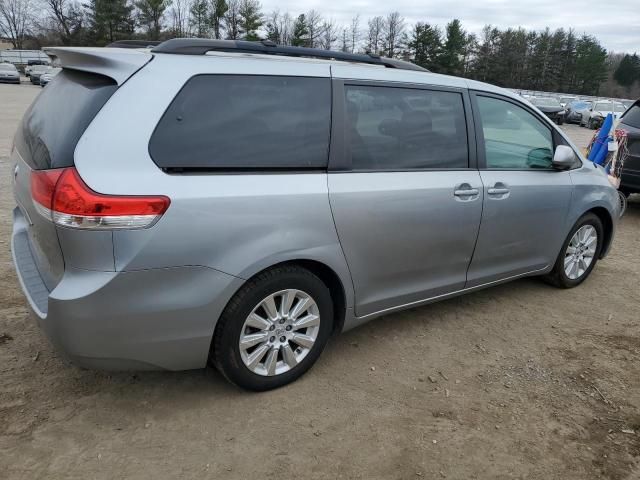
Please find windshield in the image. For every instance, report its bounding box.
[594,102,625,113]
[572,101,589,109]
[0,64,17,71]
[535,98,561,108]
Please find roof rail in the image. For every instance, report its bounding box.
[150,38,428,72]
[106,40,162,49]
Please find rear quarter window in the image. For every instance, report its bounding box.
[149,75,331,170]
[14,69,117,170]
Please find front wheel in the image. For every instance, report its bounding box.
[211,265,333,391]
[544,213,603,288]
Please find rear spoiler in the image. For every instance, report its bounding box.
[43,47,152,86]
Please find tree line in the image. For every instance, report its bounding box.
[1,0,639,98]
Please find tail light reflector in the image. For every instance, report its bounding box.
[31,167,170,229]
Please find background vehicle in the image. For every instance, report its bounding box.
[565,100,592,124]
[531,96,566,124]
[0,63,20,84]
[25,60,48,78]
[618,100,640,196]
[581,100,626,129]
[559,95,577,108]
[11,40,619,391]
[28,65,49,85]
[39,67,61,87]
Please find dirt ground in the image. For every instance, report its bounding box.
[1,82,639,480]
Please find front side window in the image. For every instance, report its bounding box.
[477,96,554,169]
[345,85,468,170]
[150,75,331,170]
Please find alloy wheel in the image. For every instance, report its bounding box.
[239,289,321,376]
[564,225,598,280]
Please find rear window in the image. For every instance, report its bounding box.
[149,75,331,170]
[15,69,117,170]
[621,103,640,129]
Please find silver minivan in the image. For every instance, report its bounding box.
[11,39,619,390]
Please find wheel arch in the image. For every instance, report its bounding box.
[587,206,614,258]
[231,259,350,335]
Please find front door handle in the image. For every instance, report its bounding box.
[487,187,509,195]
[487,182,510,199]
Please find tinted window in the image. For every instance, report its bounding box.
[14,69,117,170]
[622,103,640,129]
[477,96,553,169]
[150,75,331,170]
[345,85,468,170]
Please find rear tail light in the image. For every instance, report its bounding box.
[30,167,170,229]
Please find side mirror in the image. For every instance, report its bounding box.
[552,145,576,170]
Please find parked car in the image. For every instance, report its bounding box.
[0,63,20,84]
[581,101,627,129]
[531,97,566,124]
[25,60,48,78]
[558,95,577,108]
[10,40,620,391]
[565,100,592,124]
[39,67,61,87]
[618,100,640,196]
[29,64,49,85]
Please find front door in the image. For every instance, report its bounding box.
[466,93,574,287]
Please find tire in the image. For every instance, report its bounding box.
[211,265,334,391]
[544,213,603,288]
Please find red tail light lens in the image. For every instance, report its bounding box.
[31,167,170,229]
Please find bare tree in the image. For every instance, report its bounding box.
[383,11,404,58]
[0,0,33,48]
[41,0,84,44]
[348,14,359,53]
[305,9,323,48]
[318,19,337,50]
[168,0,190,36]
[366,15,383,55]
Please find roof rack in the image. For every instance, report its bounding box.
[150,38,428,72]
[106,40,162,49]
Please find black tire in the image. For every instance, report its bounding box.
[211,265,334,391]
[544,213,604,288]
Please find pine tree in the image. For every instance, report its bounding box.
[85,0,134,45]
[408,22,442,71]
[438,19,466,76]
[614,54,640,90]
[291,14,308,47]
[135,0,170,40]
[238,0,261,40]
[210,0,227,39]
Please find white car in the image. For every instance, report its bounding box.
[0,63,20,84]
[39,67,61,87]
[580,101,627,129]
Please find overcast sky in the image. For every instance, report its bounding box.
[259,0,639,53]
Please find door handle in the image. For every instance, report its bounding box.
[487,187,509,195]
[454,188,479,197]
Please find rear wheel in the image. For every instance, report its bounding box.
[544,213,603,288]
[211,266,333,391]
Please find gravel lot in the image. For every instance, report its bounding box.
[1,83,639,480]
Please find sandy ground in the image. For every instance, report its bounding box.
[1,83,639,480]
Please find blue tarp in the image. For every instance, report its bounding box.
[587,113,613,166]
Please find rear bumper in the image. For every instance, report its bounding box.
[0,77,20,84]
[11,209,243,371]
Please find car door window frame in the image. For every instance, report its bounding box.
[469,90,578,171]
[329,79,477,172]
